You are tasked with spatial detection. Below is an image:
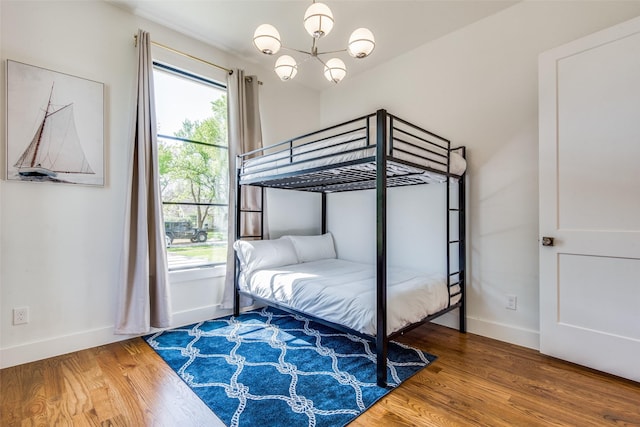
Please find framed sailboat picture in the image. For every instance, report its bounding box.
[6,60,104,186]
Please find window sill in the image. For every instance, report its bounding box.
[169,264,226,284]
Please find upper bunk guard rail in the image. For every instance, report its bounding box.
[240,141,372,178]
[239,112,375,159]
[387,113,451,164]
[241,124,371,163]
[237,110,463,192]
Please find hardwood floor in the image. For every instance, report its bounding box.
[2,323,639,426]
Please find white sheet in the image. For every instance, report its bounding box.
[241,130,466,182]
[239,258,460,336]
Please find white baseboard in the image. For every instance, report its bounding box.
[170,304,229,328]
[0,325,136,369]
[466,316,540,350]
[429,311,539,350]
[0,304,232,369]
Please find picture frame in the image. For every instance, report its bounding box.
[5,60,104,186]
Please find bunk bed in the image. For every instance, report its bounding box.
[233,109,466,386]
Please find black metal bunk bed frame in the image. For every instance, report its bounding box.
[233,109,466,387]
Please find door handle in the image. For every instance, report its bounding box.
[542,236,555,247]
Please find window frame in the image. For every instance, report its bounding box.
[153,61,229,273]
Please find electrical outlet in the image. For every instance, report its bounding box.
[506,295,517,311]
[13,307,29,325]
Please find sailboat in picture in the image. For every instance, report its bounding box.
[13,83,95,182]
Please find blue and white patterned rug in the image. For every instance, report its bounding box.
[144,307,436,427]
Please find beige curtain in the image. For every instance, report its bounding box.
[115,29,172,334]
[222,70,264,309]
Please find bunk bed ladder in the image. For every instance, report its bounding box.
[447,147,467,333]
[233,169,265,317]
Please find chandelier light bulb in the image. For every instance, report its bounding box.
[253,24,281,55]
[274,55,298,81]
[347,28,375,59]
[304,2,334,38]
[324,58,347,83]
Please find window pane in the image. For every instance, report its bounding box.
[154,66,227,139]
[154,64,228,271]
[163,204,227,271]
[158,136,228,206]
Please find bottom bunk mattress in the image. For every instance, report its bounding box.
[239,258,460,336]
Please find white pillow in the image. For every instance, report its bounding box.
[285,233,337,263]
[233,238,299,274]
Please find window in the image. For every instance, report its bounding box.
[153,62,228,271]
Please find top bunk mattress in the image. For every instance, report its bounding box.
[238,258,460,336]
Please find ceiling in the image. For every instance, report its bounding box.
[109,0,518,89]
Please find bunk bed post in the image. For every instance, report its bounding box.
[446,163,451,310]
[321,192,327,234]
[260,188,265,238]
[375,109,388,387]
[458,148,467,333]
[233,164,242,317]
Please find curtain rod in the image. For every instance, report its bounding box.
[134,34,232,75]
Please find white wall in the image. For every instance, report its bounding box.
[320,1,640,348]
[0,0,321,367]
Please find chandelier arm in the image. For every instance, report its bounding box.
[314,56,329,68]
[281,46,313,56]
[316,49,348,55]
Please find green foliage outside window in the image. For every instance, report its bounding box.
[159,96,228,232]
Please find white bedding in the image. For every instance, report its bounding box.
[241,130,466,182]
[239,258,460,336]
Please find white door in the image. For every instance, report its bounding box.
[539,17,640,382]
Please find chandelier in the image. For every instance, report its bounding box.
[253,1,375,84]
